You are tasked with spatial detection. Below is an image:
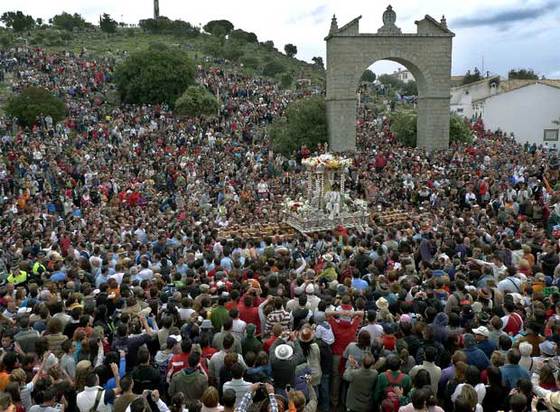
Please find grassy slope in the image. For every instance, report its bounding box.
[11,28,325,86]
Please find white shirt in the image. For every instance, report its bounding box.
[231,318,247,340]
[76,386,113,412]
[497,276,523,294]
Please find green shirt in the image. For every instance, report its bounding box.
[210,305,230,331]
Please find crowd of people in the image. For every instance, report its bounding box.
[0,43,560,412]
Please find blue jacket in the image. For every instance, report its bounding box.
[500,364,530,390]
[477,339,497,359]
[463,347,490,370]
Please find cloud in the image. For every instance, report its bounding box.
[452,0,560,28]
[288,4,329,24]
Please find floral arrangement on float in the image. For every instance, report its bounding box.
[301,153,353,170]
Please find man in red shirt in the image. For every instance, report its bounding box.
[238,293,261,336]
[166,338,192,382]
[263,324,283,353]
[327,309,363,411]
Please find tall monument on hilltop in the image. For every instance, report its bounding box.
[154,0,160,19]
[325,6,454,152]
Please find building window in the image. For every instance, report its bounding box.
[544,129,559,142]
[457,108,464,113]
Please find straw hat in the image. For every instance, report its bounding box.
[274,344,294,360]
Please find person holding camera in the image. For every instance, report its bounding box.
[235,382,278,412]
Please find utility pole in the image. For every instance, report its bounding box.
[154,0,160,19]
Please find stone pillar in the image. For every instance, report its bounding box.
[326,97,357,152]
[416,96,450,150]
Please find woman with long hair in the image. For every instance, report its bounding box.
[482,366,507,412]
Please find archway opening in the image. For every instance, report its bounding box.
[357,60,419,146]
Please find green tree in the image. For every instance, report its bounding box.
[52,12,87,31]
[270,96,327,155]
[99,13,117,33]
[401,80,418,96]
[262,40,275,51]
[263,61,285,77]
[203,19,234,37]
[449,113,473,144]
[114,49,195,107]
[462,67,482,85]
[312,56,324,69]
[5,87,66,127]
[1,11,35,32]
[229,29,258,43]
[175,85,219,118]
[390,111,472,147]
[284,43,297,57]
[378,74,405,91]
[508,68,539,80]
[360,69,376,83]
[390,111,417,146]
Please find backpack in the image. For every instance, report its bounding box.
[382,371,405,412]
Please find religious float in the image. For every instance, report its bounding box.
[282,154,369,233]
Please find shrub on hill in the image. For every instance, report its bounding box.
[270,96,327,155]
[175,85,220,118]
[114,49,195,107]
[5,87,66,127]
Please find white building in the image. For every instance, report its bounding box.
[392,68,413,83]
[473,81,560,148]
[450,76,500,118]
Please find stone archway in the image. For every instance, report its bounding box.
[325,6,454,152]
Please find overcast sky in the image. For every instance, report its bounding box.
[3,0,560,77]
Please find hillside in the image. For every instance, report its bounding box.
[0,26,325,86]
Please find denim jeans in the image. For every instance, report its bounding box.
[319,373,330,411]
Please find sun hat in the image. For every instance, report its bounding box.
[274,344,294,360]
[471,326,489,337]
[299,327,315,343]
[322,253,333,262]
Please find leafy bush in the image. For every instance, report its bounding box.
[138,17,199,37]
[390,111,417,146]
[508,68,539,80]
[229,29,258,43]
[52,12,87,31]
[462,68,482,85]
[390,111,473,147]
[100,13,117,34]
[5,87,66,127]
[203,20,234,37]
[360,69,376,83]
[175,85,219,118]
[270,96,327,155]
[284,43,297,57]
[114,49,195,107]
[1,11,35,32]
[449,114,473,144]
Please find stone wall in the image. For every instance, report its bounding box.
[326,14,454,151]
